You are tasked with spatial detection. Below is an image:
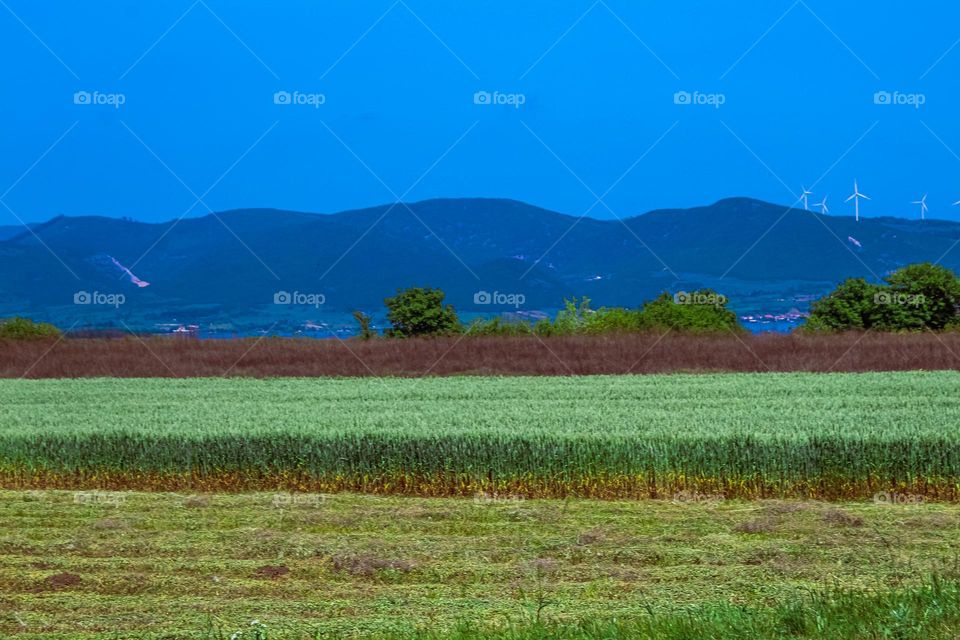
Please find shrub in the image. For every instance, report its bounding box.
[636,290,741,333]
[466,317,534,336]
[0,317,62,340]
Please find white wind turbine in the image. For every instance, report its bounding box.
[845,179,869,222]
[912,194,928,220]
[800,185,812,211]
[816,196,829,214]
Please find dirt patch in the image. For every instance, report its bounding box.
[822,508,864,527]
[577,527,607,546]
[330,554,415,576]
[44,572,82,590]
[903,514,955,529]
[183,495,211,508]
[254,565,290,579]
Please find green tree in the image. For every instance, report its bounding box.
[351,310,376,340]
[805,264,960,332]
[636,290,741,333]
[805,278,880,331]
[0,317,62,340]
[384,287,461,338]
[879,263,960,330]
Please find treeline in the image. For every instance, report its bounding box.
[3,263,959,340]
[374,287,740,338]
[373,262,960,338]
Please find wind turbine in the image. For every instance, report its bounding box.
[800,185,812,211]
[816,196,829,214]
[845,180,869,222]
[912,194,928,220]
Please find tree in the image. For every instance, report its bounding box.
[384,287,461,338]
[880,263,960,330]
[804,278,879,331]
[636,290,741,333]
[0,317,62,340]
[804,264,960,332]
[352,310,376,340]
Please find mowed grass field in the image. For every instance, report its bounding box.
[1,372,959,499]
[3,491,960,639]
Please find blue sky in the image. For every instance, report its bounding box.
[1,0,959,224]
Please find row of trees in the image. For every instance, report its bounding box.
[374,287,740,338]
[375,263,960,338]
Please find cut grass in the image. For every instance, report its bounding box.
[2,373,960,498]
[2,491,960,638]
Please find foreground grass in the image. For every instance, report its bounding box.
[2,491,960,638]
[3,373,960,499]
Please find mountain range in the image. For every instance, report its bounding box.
[3,197,960,334]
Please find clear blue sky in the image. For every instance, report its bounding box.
[2,0,959,224]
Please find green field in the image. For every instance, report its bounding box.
[2,491,960,639]
[1,372,960,498]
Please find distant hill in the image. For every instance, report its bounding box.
[3,197,960,333]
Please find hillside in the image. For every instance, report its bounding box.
[2,197,959,333]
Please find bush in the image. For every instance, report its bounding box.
[466,317,534,336]
[0,317,62,340]
[805,263,960,332]
[384,287,461,338]
[635,291,741,333]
